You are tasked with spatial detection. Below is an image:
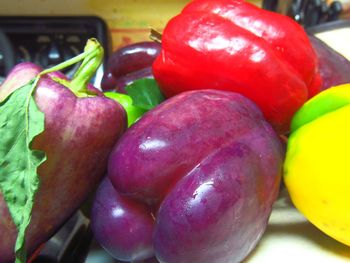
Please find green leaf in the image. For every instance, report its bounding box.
[125,78,165,110]
[0,78,46,263]
[104,91,146,127]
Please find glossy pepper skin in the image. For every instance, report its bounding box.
[152,0,322,134]
[107,89,284,263]
[284,84,350,247]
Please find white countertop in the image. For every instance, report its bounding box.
[316,27,350,61]
[245,188,350,263]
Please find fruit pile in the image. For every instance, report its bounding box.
[1,0,350,263]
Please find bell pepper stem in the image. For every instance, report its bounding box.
[70,38,104,95]
[149,28,162,43]
[37,38,103,97]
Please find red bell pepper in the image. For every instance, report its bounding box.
[152,0,322,134]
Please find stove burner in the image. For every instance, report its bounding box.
[0,16,110,88]
[0,29,15,82]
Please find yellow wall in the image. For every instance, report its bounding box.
[0,0,262,50]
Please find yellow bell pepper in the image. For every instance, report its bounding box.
[284,83,350,246]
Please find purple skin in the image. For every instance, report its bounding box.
[108,89,284,262]
[115,67,154,94]
[107,41,161,78]
[309,35,350,91]
[0,62,126,262]
[101,41,161,91]
[100,70,119,91]
[91,177,155,262]
[155,142,277,263]
[101,67,154,94]
[108,89,284,205]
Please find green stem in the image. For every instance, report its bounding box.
[70,39,104,96]
[38,38,103,97]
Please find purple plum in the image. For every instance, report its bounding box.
[101,42,161,91]
[108,41,160,78]
[102,66,154,94]
[114,67,154,94]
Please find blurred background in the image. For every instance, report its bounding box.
[1,0,349,84]
[0,0,261,50]
[1,0,349,49]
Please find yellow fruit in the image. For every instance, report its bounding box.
[284,104,350,246]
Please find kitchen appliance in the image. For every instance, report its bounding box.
[262,0,344,27]
[0,16,111,87]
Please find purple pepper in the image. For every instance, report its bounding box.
[0,39,127,262]
[104,89,284,263]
